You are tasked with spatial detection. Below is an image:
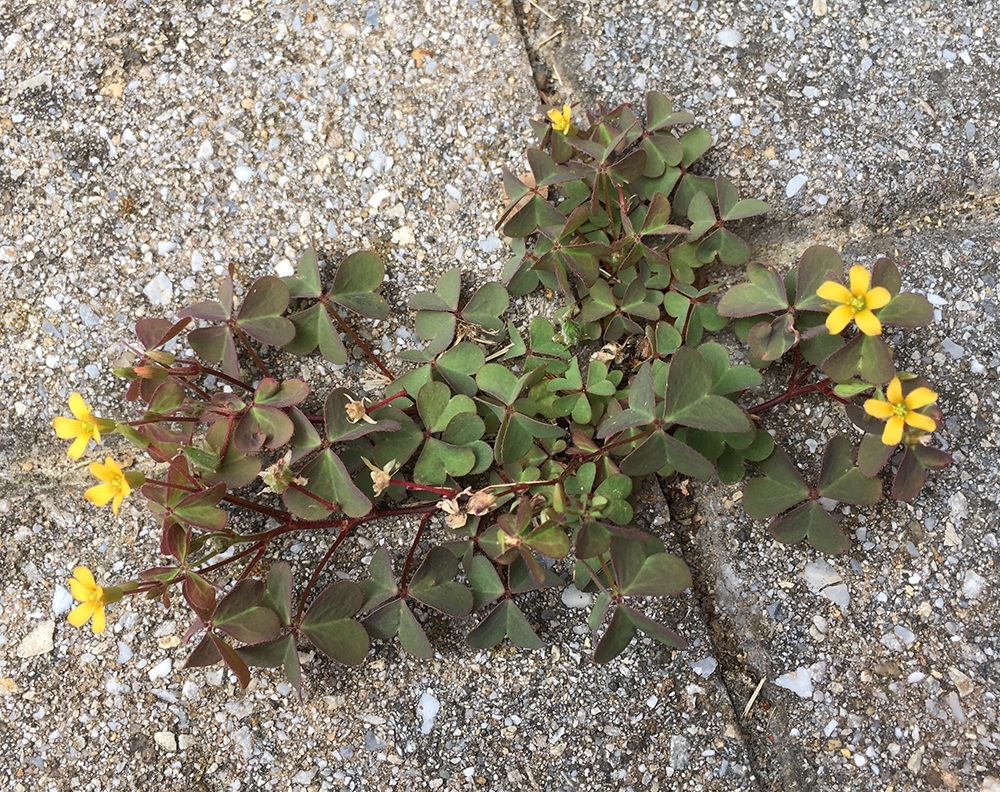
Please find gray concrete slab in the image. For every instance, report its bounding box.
[528,0,1000,789]
[1,2,758,791]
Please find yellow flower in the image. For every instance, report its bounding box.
[52,393,105,459]
[85,457,132,516]
[68,566,110,634]
[816,265,892,336]
[864,377,938,446]
[547,104,575,135]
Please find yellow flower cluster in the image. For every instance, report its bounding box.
[53,394,133,515]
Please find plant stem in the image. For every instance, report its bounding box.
[325,303,395,381]
[390,480,457,497]
[367,389,408,412]
[233,324,272,379]
[399,512,433,591]
[293,524,355,623]
[195,363,255,392]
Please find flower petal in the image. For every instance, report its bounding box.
[904,412,937,434]
[816,281,852,304]
[886,377,903,404]
[67,433,91,460]
[866,286,892,310]
[864,399,895,419]
[881,416,905,446]
[825,305,855,334]
[68,393,90,420]
[88,461,113,482]
[91,606,106,634]
[53,416,84,439]
[111,492,124,516]
[68,600,98,627]
[904,387,937,410]
[69,578,94,601]
[854,310,882,336]
[848,265,871,295]
[85,482,116,507]
[73,566,97,589]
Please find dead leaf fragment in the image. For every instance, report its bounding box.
[411,47,433,68]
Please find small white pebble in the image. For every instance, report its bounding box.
[52,584,73,614]
[148,657,173,680]
[234,165,254,183]
[717,27,742,47]
[417,691,440,734]
[221,57,237,74]
[785,174,808,197]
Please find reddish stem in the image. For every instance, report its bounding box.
[325,303,395,381]
[399,513,434,591]
[293,523,355,624]
[391,479,457,497]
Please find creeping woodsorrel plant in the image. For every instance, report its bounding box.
[57,93,949,694]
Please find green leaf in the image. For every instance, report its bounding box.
[328,251,390,319]
[697,227,751,266]
[408,547,473,616]
[147,381,185,414]
[466,554,505,610]
[857,432,894,478]
[742,449,810,519]
[434,342,486,397]
[794,246,842,311]
[409,268,461,311]
[284,246,322,298]
[817,435,883,505]
[871,256,902,297]
[462,282,509,332]
[300,581,369,665]
[679,127,713,167]
[413,438,476,485]
[283,448,372,519]
[822,334,895,385]
[466,599,545,650]
[360,547,399,611]
[625,606,686,649]
[620,429,715,480]
[645,91,695,131]
[233,406,294,453]
[263,562,293,626]
[717,262,789,317]
[876,293,934,328]
[698,342,763,394]
[173,484,228,531]
[188,325,239,378]
[284,303,347,364]
[661,347,752,433]
[769,500,850,555]
[594,606,637,663]
[504,194,568,238]
[237,634,302,694]
[620,552,691,597]
[476,363,523,405]
[527,146,580,187]
[748,314,798,362]
[686,191,716,239]
[236,276,295,346]
[213,580,282,644]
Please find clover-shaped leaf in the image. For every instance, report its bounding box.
[300,580,369,665]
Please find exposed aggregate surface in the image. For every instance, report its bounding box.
[2,1,998,791]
